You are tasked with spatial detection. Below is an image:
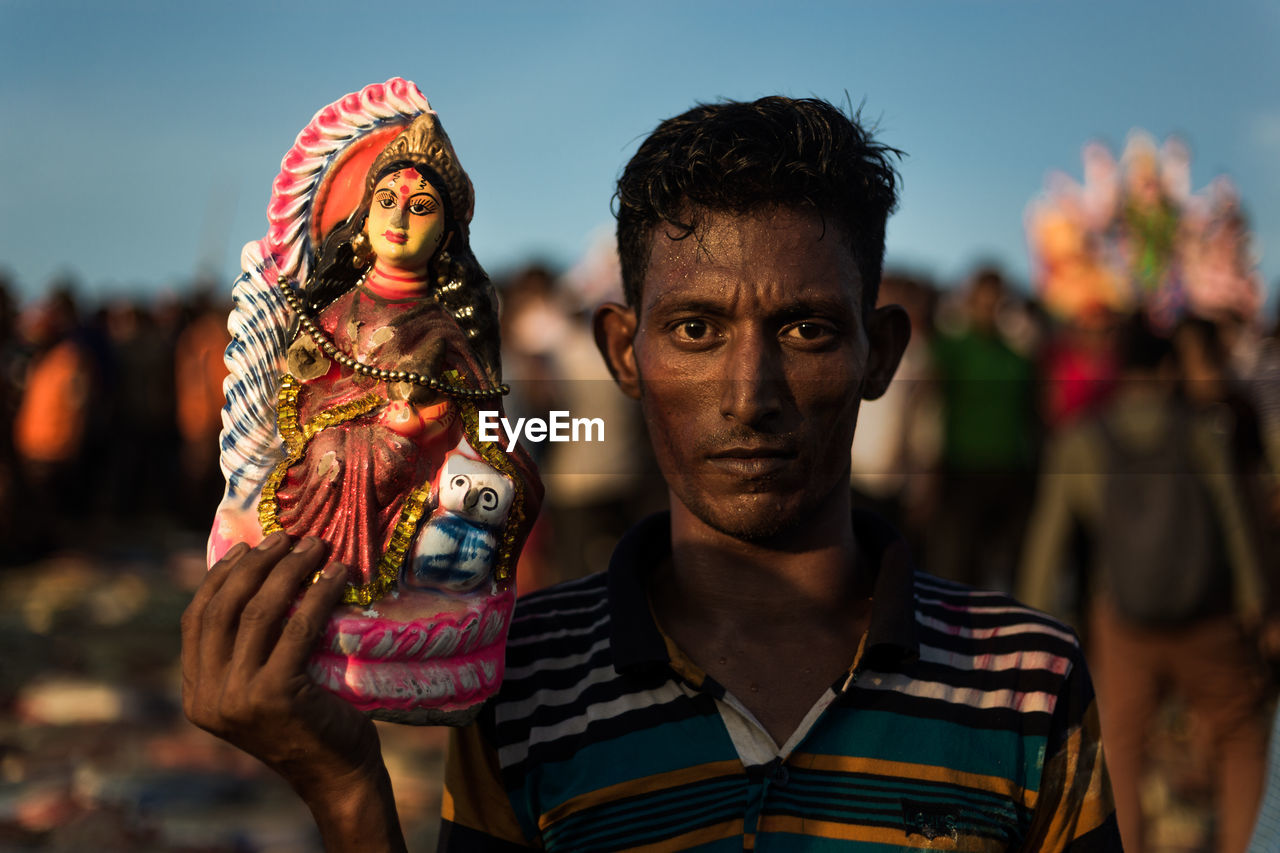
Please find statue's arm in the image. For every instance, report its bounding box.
[181,534,407,853]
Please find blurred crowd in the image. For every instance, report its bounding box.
[0,275,233,562]
[858,266,1280,853]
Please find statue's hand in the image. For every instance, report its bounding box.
[379,398,456,443]
[379,399,426,437]
[181,534,406,851]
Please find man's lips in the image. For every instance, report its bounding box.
[383,230,408,244]
[705,445,798,477]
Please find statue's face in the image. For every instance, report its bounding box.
[365,167,447,272]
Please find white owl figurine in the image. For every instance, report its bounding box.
[404,443,516,592]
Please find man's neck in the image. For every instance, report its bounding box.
[649,487,874,747]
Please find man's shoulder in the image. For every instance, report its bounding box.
[511,572,611,631]
[503,572,613,675]
[910,571,1084,661]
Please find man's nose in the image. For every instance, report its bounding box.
[719,329,785,427]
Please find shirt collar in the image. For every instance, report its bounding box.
[606,510,919,673]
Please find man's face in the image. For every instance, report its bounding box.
[599,206,905,542]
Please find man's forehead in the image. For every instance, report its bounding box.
[640,206,863,309]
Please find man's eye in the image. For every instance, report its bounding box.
[676,320,710,341]
[783,322,835,343]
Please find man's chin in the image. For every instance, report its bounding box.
[680,493,802,544]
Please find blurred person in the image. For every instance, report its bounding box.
[12,287,94,542]
[1175,315,1280,568]
[1019,313,1270,853]
[1173,316,1272,483]
[501,251,660,588]
[0,274,20,550]
[848,272,941,542]
[1174,314,1280,657]
[541,234,659,584]
[101,299,179,525]
[183,94,1120,852]
[1029,309,1122,631]
[499,263,563,462]
[1235,322,1280,853]
[927,267,1038,591]
[75,301,120,521]
[174,290,231,527]
[1209,308,1280,501]
[1039,308,1120,432]
[498,263,569,592]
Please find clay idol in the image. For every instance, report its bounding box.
[208,79,541,725]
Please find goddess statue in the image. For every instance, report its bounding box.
[209,80,540,724]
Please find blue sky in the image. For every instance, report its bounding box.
[2,0,1277,310]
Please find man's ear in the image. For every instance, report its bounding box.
[593,302,640,400]
[860,304,911,401]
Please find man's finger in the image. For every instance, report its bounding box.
[263,561,350,679]
[181,541,250,646]
[228,537,328,676]
[197,532,293,678]
[181,541,250,714]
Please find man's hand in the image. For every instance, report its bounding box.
[181,532,406,852]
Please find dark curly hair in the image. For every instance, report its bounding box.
[615,96,903,313]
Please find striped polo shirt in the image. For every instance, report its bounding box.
[440,512,1119,851]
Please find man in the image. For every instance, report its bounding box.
[183,97,1121,851]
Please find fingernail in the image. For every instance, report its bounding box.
[225,542,250,561]
[293,536,318,553]
[256,531,287,550]
[321,561,346,580]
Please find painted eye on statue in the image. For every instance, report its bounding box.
[408,194,439,216]
[479,488,498,511]
[452,475,470,490]
[374,189,397,209]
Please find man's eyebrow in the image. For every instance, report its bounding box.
[645,294,730,316]
[773,297,858,320]
[644,294,857,322]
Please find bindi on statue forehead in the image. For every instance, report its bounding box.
[380,169,421,197]
[400,168,425,198]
